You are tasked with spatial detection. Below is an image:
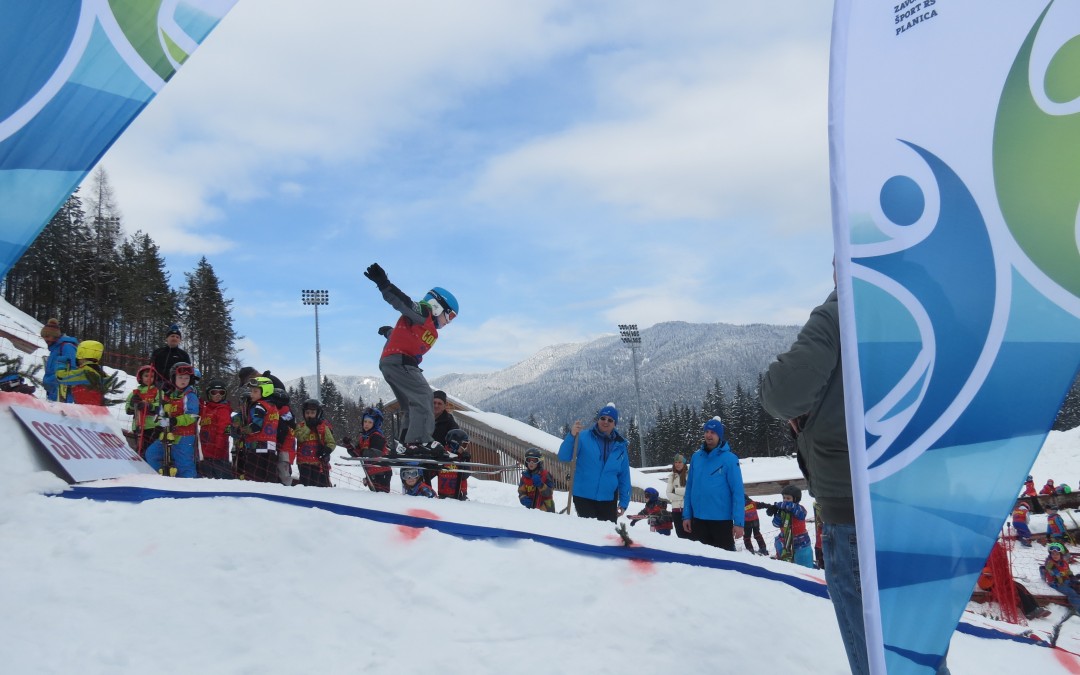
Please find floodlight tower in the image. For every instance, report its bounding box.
[301,289,329,401]
[618,323,647,468]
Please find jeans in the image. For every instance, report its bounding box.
[822,523,869,675]
[823,523,950,675]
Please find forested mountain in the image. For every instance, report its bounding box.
[433,321,800,432]
[288,321,802,454]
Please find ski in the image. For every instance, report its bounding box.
[333,461,510,476]
[335,456,519,471]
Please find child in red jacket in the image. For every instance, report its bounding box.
[743,495,768,555]
[198,379,234,479]
[629,487,673,535]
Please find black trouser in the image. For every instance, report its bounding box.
[197,458,234,479]
[242,451,278,482]
[574,496,619,523]
[743,520,767,552]
[693,518,735,551]
[673,508,694,539]
[298,463,332,487]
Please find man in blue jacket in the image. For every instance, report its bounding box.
[40,318,78,402]
[558,404,631,522]
[683,416,745,550]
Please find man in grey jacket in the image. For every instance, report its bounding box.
[761,289,949,675]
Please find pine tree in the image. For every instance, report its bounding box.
[115,231,178,369]
[2,191,85,322]
[179,257,237,383]
[82,167,123,347]
[527,413,541,429]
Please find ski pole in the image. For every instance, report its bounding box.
[561,429,579,515]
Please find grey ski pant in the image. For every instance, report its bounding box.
[379,354,434,444]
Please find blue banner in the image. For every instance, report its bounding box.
[0,0,237,279]
[830,1,1080,672]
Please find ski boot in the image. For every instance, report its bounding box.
[397,440,447,460]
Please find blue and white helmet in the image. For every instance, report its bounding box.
[424,287,459,319]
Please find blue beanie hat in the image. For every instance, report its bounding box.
[598,403,619,425]
[703,416,725,441]
[166,324,182,338]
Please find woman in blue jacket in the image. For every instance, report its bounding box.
[683,417,745,550]
[558,404,631,522]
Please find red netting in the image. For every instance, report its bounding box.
[989,537,1023,625]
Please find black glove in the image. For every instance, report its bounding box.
[765,504,778,517]
[629,518,639,527]
[317,446,333,460]
[364,263,389,289]
[378,325,392,338]
[754,501,769,510]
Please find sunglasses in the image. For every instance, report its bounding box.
[247,378,264,388]
[598,416,615,423]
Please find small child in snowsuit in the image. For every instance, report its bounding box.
[1044,542,1080,610]
[124,365,160,457]
[1022,475,1037,498]
[630,487,673,535]
[437,429,471,500]
[294,399,335,487]
[364,262,458,455]
[1046,504,1069,545]
[400,466,436,497]
[767,485,814,568]
[743,496,768,554]
[1011,500,1032,547]
[518,448,556,512]
[1041,479,1057,495]
[353,407,391,492]
[197,379,234,479]
[144,362,200,478]
[56,340,107,406]
[235,376,281,483]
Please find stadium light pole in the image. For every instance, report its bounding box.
[301,289,329,401]
[618,323,647,468]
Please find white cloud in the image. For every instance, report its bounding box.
[471,42,830,231]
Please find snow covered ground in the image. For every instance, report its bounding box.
[2,300,1080,672]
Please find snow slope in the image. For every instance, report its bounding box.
[2,299,1080,673]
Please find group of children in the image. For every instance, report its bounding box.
[123,364,340,486]
[1024,475,1075,496]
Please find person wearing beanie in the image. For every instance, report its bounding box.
[40,318,78,402]
[428,389,460,486]
[682,416,745,550]
[557,403,632,522]
[667,453,692,538]
[149,323,191,390]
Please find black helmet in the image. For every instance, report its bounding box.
[444,428,469,453]
[302,398,323,422]
[204,379,227,398]
[781,485,802,503]
[170,362,197,383]
[524,448,543,467]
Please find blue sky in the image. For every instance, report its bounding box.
[88,2,835,381]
